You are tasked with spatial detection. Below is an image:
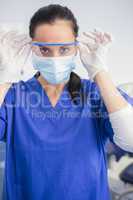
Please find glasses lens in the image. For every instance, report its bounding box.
[31,41,78,57]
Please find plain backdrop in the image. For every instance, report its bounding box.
[0,0,133,85]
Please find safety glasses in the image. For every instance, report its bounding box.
[31,41,79,57]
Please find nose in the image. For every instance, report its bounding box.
[52,51,60,57]
[49,47,60,57]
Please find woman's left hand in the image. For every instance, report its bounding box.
[77,29,113,80]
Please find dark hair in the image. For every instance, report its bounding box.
[29,4,84,105]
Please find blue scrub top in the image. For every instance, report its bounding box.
[0,76,132,200]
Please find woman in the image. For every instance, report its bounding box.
[0,4,133,200]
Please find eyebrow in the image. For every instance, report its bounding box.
[60,45,71,48]
[40,46,50,49]
[40,46,70,49]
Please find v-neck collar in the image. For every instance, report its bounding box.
[32,76,70,110]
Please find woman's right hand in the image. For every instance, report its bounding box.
[0,29,32,84]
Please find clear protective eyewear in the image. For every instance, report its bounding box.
[31,41,79,58]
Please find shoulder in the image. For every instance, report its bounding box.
[4,76,36,104]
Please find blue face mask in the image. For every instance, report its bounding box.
[31,52,77,85]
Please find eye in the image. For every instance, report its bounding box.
[40,47,49,55]
[60,47,70,55]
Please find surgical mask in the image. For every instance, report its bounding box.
[31,52,78,85]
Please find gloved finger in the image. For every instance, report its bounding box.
[91,30,113,45]
[78,31,98,43]
[77,42,91,53]
[0,29,7,42]
[84,30,106,44]
[83,31,95,40]
[94,28,113,43]
[2,30,31,48]
[83,31,103,44]
[2,30,19,44]
[88,33,103,44]
[11,37,31,51]
[78,41,98,53]
[101,33,111,45]
[89,32,104,44]
[104,32,114,42]
[89,31,100,37]
[78,39,96,51]
[77,35,95,45]
[78,33,101,50]
[94,29,107,43]
[3,30,22,41]
[4,35,31,60]
[13,34,31,45]
[97,33,113,47]
[90,30,104,39]
[0,30,32,66]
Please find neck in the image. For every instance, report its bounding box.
[37,75,66,95]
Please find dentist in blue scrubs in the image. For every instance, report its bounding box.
[0,4,133,200]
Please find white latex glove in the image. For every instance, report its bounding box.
[0,29,35,84]
[77,29,113,80]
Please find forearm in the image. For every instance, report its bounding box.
[94,70,129,114]
[94,70,133,152]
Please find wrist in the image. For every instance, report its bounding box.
[93,70,109,82]
[89,68,108,82]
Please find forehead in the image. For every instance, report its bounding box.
[33,20,75,43]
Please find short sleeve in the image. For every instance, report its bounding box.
[87,80,133,144]
[0,100,7,141]
[0,84,14,142]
